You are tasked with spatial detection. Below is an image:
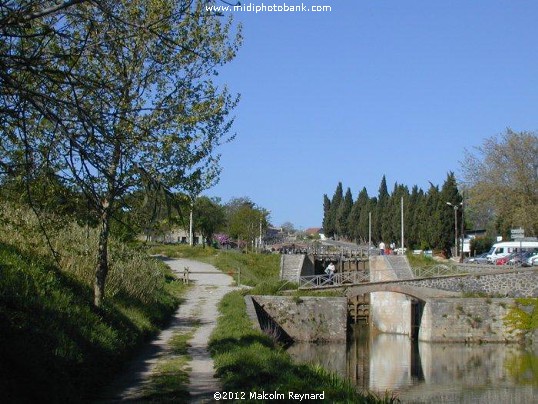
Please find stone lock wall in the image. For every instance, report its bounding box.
[247,295,347,342]
[420,298,523,343]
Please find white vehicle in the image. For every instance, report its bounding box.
[527,253,538,266]
[486,241,538,263]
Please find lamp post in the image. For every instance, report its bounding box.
[446,201,462,257]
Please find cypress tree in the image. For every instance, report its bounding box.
[337,187,353,240]
[439,172,463,256]
[408,185,424,249]
[351,187,370,243]
[322,194,331,236]
[376,176,390,243]
[328,182,343,238]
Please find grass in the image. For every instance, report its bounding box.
[406,253,437,268]
[140,330,196,401]
[0,204,188,402]
[147,243,282,289]
[209,290,398,403]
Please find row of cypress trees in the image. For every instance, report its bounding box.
[322,173,463,254]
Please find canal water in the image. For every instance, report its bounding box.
[287,326,538,403]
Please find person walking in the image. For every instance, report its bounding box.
[325,262,335,284]
[379,241,386,255]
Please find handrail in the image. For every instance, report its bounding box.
[299,270,370,288]
[299,263,524,289]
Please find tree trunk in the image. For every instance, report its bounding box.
[94,203,110,307]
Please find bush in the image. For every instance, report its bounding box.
[470,237,495,255]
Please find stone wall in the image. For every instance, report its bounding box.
[420,298,522,343]
[369,255,412,335]
[347,267,538,299]
[279,254,305,282]
[398,270,538,298]
[246,295,347,341]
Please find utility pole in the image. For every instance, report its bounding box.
[446,202,460,257]
[401,196,404,255]
[368,211,372,257]
[460,195,465,263]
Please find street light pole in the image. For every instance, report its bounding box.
[446,202,460,257]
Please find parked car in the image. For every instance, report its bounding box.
[524,253,538,267]
[465,252,489,264]
[495,254,511,265]
[509,251,534,266]
[486,241,538,263]
[496,251,532,266]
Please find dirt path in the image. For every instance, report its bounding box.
[101,257,237,403]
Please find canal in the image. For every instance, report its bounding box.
[287,325,538,403]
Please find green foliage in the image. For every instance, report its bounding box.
[0,241,183,402]
[504,298,538,335]
[193,196,226,245]
[224,197,269,251]
[0,203,167,303]
[461,129,538,237]
[406,253,436,267]
[470,236,494,255]
[209,291,396,403]
[212,252,280,286]
[0,202,186,400]
[323,182,344,238]
[1,0,242,306]
[146,244,281,288]
[147,243,220,260]
[336,187,353,238]
[322,173,464,252]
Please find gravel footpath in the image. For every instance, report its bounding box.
[100,257,237,403]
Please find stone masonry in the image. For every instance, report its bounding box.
[245,295,347,342]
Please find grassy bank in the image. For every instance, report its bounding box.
[0,206,186,402]
[209,290,396,403]
[148,244,283,289]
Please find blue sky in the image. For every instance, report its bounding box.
[205,0,538,229]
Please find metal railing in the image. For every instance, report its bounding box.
[299,262,528,289]
[411,264,470,278]
[299,270,370,288]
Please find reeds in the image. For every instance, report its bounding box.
[0,202,167,303]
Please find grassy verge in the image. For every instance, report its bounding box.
[209,290,397,403]
[0,242,186,402]
[0,204,189,402]
[147,244,283,289]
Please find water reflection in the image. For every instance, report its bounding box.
[287,326,538,403]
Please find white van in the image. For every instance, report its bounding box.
[486,241,538,263]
